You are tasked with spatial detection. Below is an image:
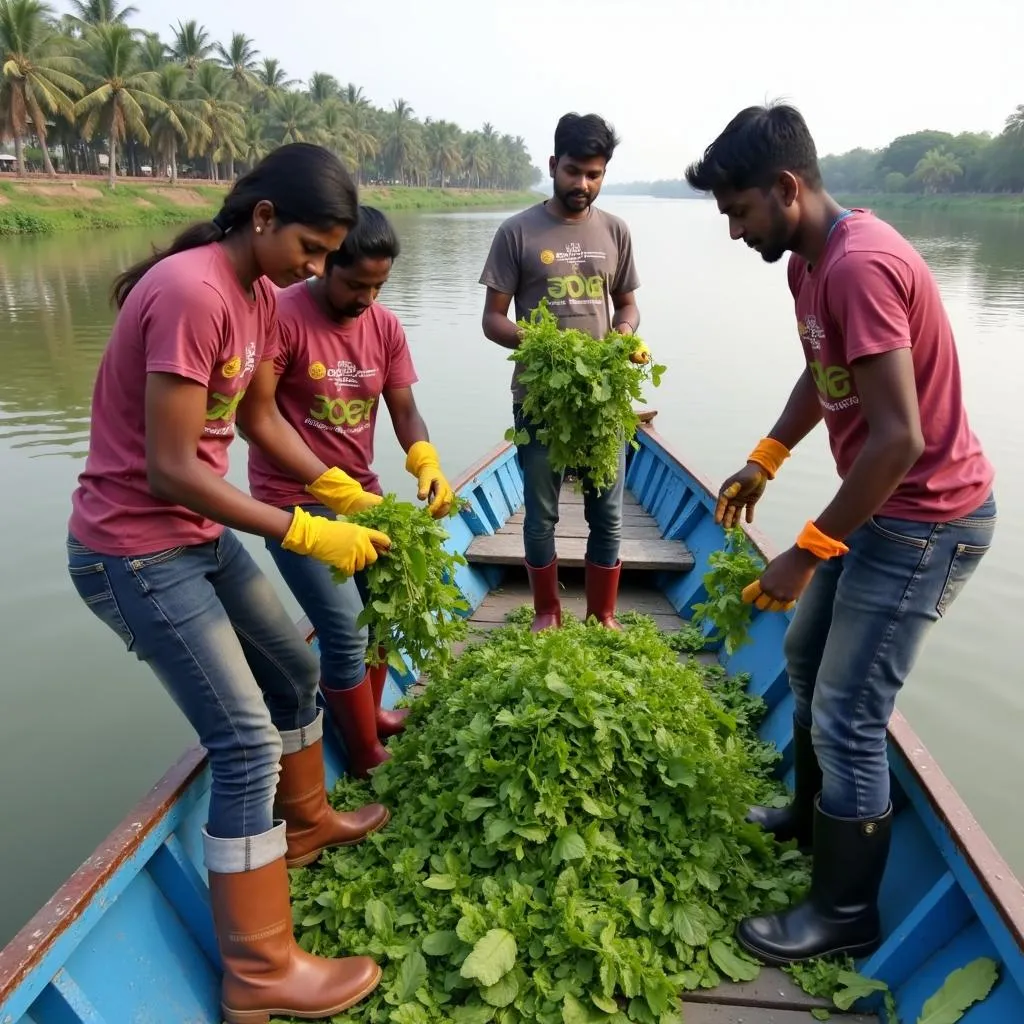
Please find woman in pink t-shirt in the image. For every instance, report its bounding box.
[66,144,390,1022]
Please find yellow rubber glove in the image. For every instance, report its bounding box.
[630,341,651,365]
[305,466,382,516]
[405,441,454,518]
[281,507,391,576]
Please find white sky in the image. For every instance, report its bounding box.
[101,0,1024,182]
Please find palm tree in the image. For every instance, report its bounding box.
[252,56,296,112]
[75,21,162,185]
[216,32,258,95]
[268,88,319,145]
[340,82,367,108]
[66,0,137,26]
[136,30,165,71]
[306,71,338,105]
[190,61,244,180]
[341,100,377,183]
[0,0,84,175]
[424,118,461,187]
[147,61,207,182]
[169,18,212,74]
[914,147,963,194]
[384,97,416,182]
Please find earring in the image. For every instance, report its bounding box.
[255,226,263,234]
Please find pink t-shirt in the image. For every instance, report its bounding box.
[68,243,278,554]
[788,210,993,521]
[247,284,419,507]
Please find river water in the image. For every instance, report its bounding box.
[0,198,1020,945]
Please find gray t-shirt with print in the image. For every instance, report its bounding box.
[479,201,641,400]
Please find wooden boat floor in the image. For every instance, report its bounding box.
[465,483,695,571]
[409,570,875,1020]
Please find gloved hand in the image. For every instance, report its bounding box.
[405,441,454,518]
[715,437,791,529]
[281,507,391,576]
[305,466,382,516]
[629,341,651,365]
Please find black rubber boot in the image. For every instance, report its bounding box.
[736,797,893,965]
[746,716,821,851]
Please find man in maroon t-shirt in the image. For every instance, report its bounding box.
[248,207,455,779]
[685,104,996,966]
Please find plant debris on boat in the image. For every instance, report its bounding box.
[332,496,470,676]
[504,300,666,493]
[285,612,809,1024]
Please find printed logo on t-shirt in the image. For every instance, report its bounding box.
[539,249,555,265]
[554,240,607,268]
[798,315,826,351]
[205,389,246,436]
[307,358,378,390]
[305,394,375,436]
[221,355,242,378]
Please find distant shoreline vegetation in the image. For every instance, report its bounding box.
[604,108,1024,205]
[0,180,537,237]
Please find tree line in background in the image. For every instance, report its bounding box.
[604,105,1024,198]
[0,0,544,189]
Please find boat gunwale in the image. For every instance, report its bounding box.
[0,440,514,1009]
[640,421,1024,952]
[3,428,1021,1008]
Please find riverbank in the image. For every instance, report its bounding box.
[837,192,1024,214]
[0,178,538,236]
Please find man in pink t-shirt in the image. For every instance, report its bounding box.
[685,104,996,966]
[248,206,454,779]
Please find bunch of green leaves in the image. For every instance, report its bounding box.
[689,527,766,656]
[786,954,999,1023]
[332,495,470,676]
[285,614,810,1024]
[504,300,666,494]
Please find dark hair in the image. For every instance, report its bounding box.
[684,102,822,194]
[553,112,620,162]
[326,205,400,271]
[112,143,359,307]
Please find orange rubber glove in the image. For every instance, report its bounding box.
[305,466,382,516]
[281,507,391,576]
[715,437,791,528]
[405,441,454,518]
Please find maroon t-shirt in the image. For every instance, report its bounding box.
[788,210,993,521]
[69,243,277,554]
[247,284,419,505]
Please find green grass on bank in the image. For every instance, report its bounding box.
[0,179,537,236]
[837,192,1024,214]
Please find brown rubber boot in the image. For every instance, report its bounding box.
[320,672,390,778]
[275,711,390,868]
[206,826,381,1023]
[585,558,623,630]
[368,648,409,738]
[526,557,561,632]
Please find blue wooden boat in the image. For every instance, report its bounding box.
[3,420,1022,1023]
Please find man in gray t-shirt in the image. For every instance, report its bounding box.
[479,111,643,634]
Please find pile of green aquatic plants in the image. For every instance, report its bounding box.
[332,496,470,676]
[286,611,809,1024]
[505,300,666,493]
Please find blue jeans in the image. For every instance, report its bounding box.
[512,403,624,567]
[264,503,370,692]
[785,493,997,819]
[66,529,320,840]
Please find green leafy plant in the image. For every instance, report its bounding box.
[786,954,999,1024]
[503,300,666,493]
[332,495,470,676]
[689,526,766,655]
[284,613,809,1024]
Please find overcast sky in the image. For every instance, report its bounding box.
[104,0,1023,182]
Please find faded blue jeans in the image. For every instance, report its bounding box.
[66,529,320,841]
[264,503,371,692]
[785,492,997,819]
[512,402,624,568]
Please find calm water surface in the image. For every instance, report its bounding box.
[1,198,1021,944]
